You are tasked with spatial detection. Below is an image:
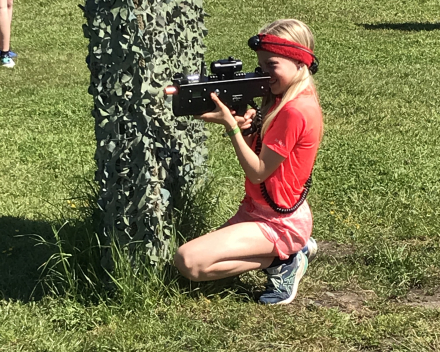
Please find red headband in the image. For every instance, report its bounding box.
[257,34,314,68]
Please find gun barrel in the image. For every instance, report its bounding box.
[164,86,178,95]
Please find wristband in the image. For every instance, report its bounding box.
[223,124,241,138]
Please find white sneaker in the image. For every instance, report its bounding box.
[301,237,318,263]
[1,56,15,68]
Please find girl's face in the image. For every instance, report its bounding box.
[257,51,303,96]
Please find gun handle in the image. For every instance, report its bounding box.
[232,104,247,117]
[242,122,257,136]
[232,104,256,136]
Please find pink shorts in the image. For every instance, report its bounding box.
[227,196,313,260]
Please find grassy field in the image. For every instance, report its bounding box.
[1,0,440,351]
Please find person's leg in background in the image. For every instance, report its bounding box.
[0,0,15,67]
[6,0,15,57]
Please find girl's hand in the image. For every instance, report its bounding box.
[194,93,236,129]
[234,109,256,131]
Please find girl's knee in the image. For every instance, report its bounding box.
[174,245,205,282]
[173,247,187,273]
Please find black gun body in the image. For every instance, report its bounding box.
[171,73,271,117]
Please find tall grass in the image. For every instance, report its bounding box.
[31,170,232,306]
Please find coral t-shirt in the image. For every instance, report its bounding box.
[245,87,323,208]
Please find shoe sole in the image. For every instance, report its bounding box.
[1,62,15,68]
[275,252,308,305]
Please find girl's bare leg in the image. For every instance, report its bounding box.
[174,222,277,282]
[7,0,12,27]
[0,0,10,51]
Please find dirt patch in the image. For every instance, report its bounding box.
[399,288,440,309]
[302,289,377,315]
[316,240,356,258]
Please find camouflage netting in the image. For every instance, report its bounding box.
[81,0,208,266]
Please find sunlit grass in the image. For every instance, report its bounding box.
[0,0,439,350]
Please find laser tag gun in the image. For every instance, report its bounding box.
[164,57,271,135]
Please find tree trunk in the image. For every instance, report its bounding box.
[82,0,207,267]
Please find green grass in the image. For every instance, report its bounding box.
[1,0,440,350]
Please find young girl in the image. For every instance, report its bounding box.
[174,19,323,305]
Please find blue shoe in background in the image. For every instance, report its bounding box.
[7,50,17,58]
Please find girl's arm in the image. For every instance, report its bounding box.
[196,93,284,184]
[230,133,285,184]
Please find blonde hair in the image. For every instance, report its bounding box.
[259,19,317,137]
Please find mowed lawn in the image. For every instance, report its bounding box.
[0,0,439,351]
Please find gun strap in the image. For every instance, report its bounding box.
[254,121,312,215]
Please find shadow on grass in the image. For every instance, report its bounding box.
[0,178,257,304]
[0,216,55,301]
[0,213,101,302]
[358,22,440,31]
[0,207,260,304]
[175,273,263,304]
